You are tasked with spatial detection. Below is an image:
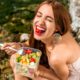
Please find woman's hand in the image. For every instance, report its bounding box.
[0,42,21,55]
[34,65,50,80]
[34,65,60,80]
[10,54,29,80]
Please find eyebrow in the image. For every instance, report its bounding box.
[37,11,54,20]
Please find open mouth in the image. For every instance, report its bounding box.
[35,26,46,35]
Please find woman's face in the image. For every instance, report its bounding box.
[33,4,56,40]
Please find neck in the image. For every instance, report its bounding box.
[41,32,73,50]
[41,36,55,50]
[62,31,73,42]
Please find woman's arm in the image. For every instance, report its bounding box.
[35,65,60,80]
[10,54,29,80]
[50,57,69,80]
[0,42,29,55]
[0,42,21,55]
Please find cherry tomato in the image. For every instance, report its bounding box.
[24,49,32,54]
[30,58,36,62]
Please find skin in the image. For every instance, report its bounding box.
[33,4,56,41]
[1,3,80,80]
[33,4,80,80]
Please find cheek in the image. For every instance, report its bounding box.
[33,20,37,27]
[46,23,56,32]
[32,25,35,31]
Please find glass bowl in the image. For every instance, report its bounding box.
[15,47,42,79]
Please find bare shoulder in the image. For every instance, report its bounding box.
[50,43,70,64]
[50,42,80,65]
[53,43,70,56]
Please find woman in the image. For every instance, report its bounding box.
[1,0,80,80]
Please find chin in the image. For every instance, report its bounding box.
[34,34,43,40]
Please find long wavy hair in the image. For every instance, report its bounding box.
[29,0,72,68]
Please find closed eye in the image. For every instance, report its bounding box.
[36,12,42,17]
[46,18,53,22]
[36,14,42,17]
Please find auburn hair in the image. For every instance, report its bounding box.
[35,0,72,35]
[29,0,72,68]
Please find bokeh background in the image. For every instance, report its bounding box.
[0,0,80,80]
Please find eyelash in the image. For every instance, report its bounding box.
[36,14,41,17]
[36,14,53,22]
[46,18,53,22]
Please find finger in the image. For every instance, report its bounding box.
[5,49,16,55]
[10,54,16,69]
[0,43,11,50]
[34,70,40,78]
[1,42,16,49]
[10,42,21,49]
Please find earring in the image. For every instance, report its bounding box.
[54,33,62,43]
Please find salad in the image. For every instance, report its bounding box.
[15,47,42,79]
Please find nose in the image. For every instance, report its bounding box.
[38,18,45,26]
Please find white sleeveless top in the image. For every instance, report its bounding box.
[68,58,80,80]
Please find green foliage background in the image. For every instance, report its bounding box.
[0,0,68,34]
[0,0,68,80]
[0,0,43,34]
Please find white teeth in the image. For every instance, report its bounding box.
[37,26,45,31]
